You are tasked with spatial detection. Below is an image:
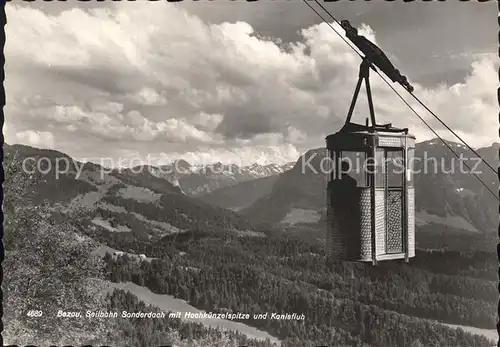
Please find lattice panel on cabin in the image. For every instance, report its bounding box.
[374,190,386,256]
[407,188,415,257]
[359,190,373,260]
[378,137,402,147]
[326,206,345,259]
[386,190,403,253]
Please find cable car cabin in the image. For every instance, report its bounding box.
[325,123,415,265]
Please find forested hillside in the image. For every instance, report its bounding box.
[3,204,277,346]
[101,229,496,347]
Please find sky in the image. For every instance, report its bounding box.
[4,1,497,166]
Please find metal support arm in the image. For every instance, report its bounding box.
[344,59,378,128]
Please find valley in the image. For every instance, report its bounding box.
[3,141,498,346]
[102,280,281,344]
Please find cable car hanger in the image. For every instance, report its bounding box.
[302,0,499,202]
[303,0,497,176]
[341,20,412,134]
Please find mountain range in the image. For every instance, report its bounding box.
[6,139,498,237]
[237,139,499,234]
[3,144,274,246]
[141,160,294,196]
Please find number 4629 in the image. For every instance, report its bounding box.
[27,310,43,317]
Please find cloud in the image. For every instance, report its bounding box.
[149,144,301,167]
[5,2,497,166]
[15,130,55,149]
[130,87,168,106]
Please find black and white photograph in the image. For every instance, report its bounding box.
[2,1,498,346]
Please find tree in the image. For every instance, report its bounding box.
[3,204,116,345]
